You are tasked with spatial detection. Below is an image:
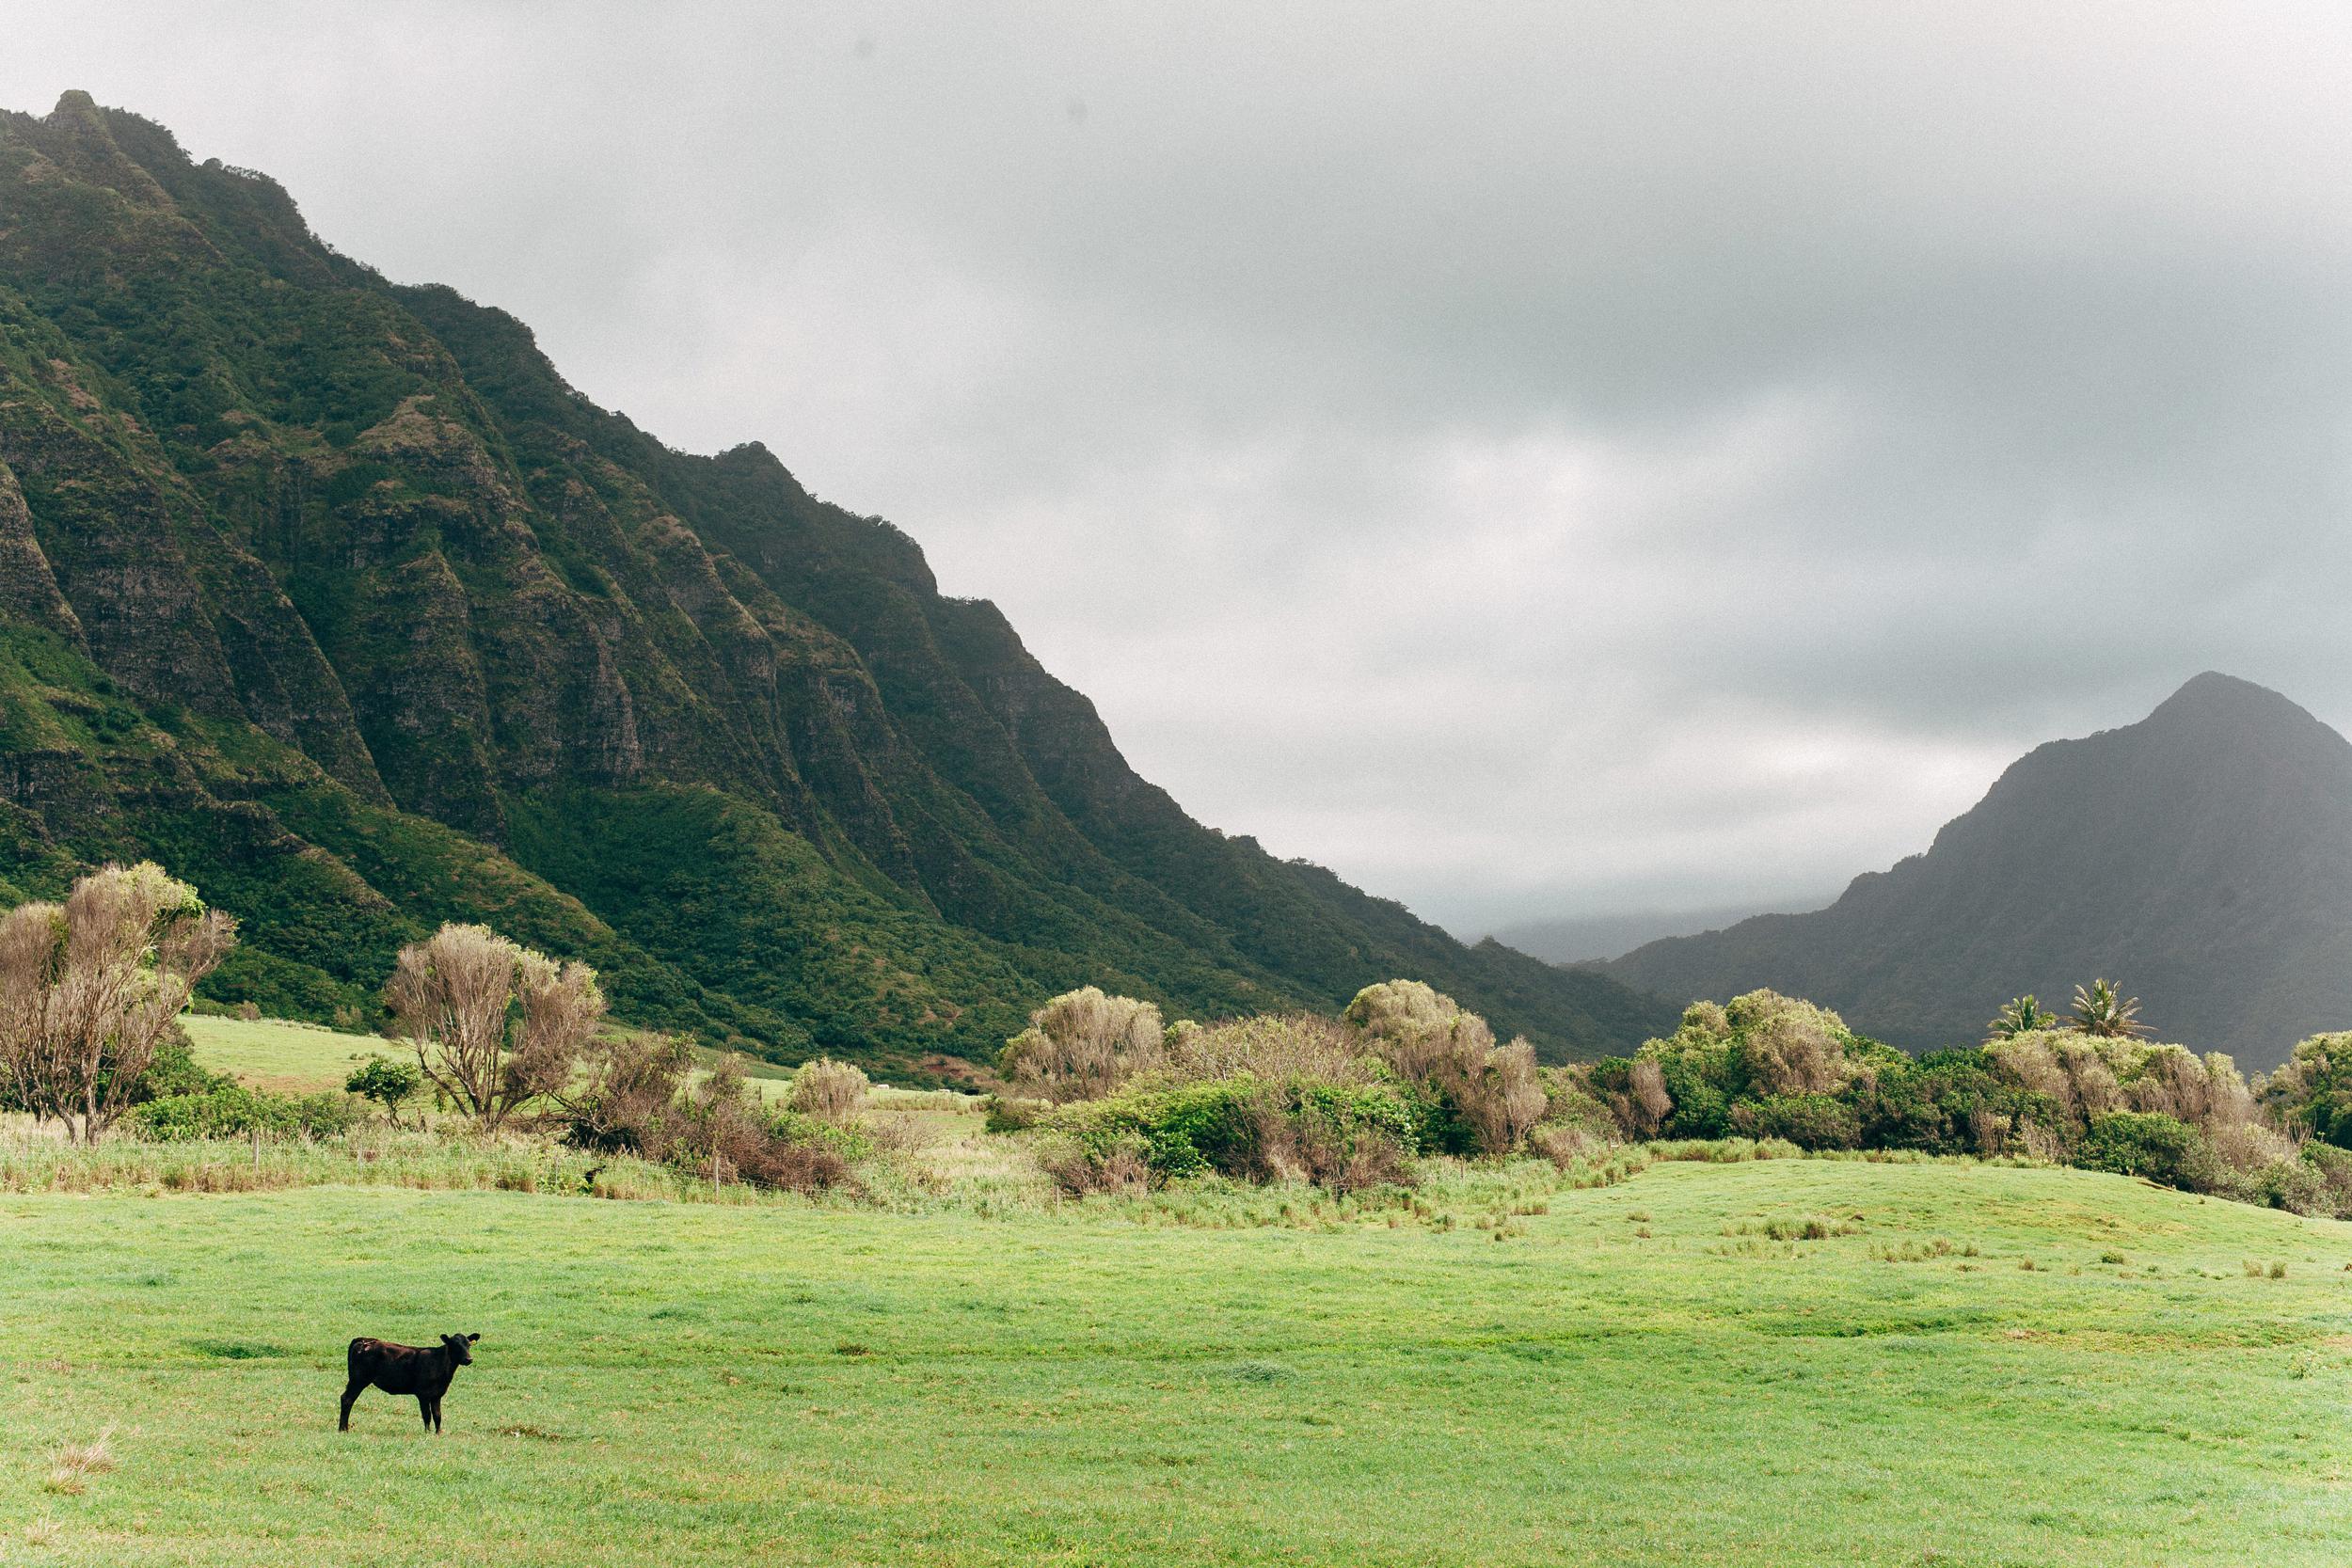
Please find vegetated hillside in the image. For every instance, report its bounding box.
[0,92,1673,1072]
[1608,673,2352,1068]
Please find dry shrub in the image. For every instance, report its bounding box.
[1343,980,1542,1155]
[2209,1119,2297,1172]
[1733,997,1849,1097]
[1456,1038,1548,1153]
[1040,1132,1152,1196]
[1986,1034,2072,1108]
[567,1048,851,1195]
[2053,1038,2122,1117]
[1346,979,1491,1081]
[1322,1132,1412,1195]
[729,1134,851,1196]
[1163,1012,1366,1085]
[1529,1124,1604,1170]
[998,987,1164,1102]
[563,1033,694,1158]
[1610,1057,1672,1138]
[2013,1119,2069,1163]
[2202,1053,2258,1126]
[1965,1106,2010,1156]
[861,1111,931,1154]
[788,1057,870,1123]
[1241,1089,1414,1194]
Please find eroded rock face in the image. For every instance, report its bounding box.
[0,460,82,643]
[0,91,1676,1066]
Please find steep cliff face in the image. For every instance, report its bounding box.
[0,93,1674,1070]
[1609,674,2352,1069]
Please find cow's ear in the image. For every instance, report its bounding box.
[468,1332,481,1342]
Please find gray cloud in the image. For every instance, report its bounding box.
[12,2,2352,934]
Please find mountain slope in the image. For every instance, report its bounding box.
[1607,673,2352,1067]
[0,92,1673,1070]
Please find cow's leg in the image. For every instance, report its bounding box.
[340,1380,364,1432]
[418,1394,432,1431]
[429,1395,442,1433]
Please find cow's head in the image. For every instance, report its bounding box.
[443,1332,480,1366]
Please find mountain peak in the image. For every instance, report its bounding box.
[1610,675,2352,1068]
[2147,670,2313,725]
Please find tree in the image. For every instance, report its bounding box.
[0,862,235,1141]
[345,1054,423,1128]
[1985,994,2058,1042]
[2068,979,2151,1039]
[384,924,604,1131]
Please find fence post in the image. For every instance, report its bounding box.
[251,1125,260,1170]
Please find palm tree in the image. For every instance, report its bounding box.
[2068,978,2152,1039]
[1984,994,2058,1041]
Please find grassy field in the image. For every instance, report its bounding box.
[181,1015,383,1094]
[180,1015,819,1105]
[7,1157,2352,1565]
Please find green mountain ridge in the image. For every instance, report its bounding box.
[0,92,1673,1074]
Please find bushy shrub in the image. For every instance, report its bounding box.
[1851,1049,2058,1156]
[1038,1131,1153,1196]
[2260,1032,2352,1148]
[997,988,1164,1102]
[2075,1112,2218,1191]
[1732,1093,1862,1150]
[982,1094,1046,1133]
[788,1057,870,1123]
[1039,1073,1417,1193]
[2297,1140,2352,1217]
[563,1033,698,1157]
[1162,1012,1367,1085]
[562,1039,852,1194]
[345,1055,422,1126]
[1585,1055,1671,1138]
[1343,980,1543,1155]
[1535,1068,1619,1138]
[137,1028,231,1101]
[130,1085,358,1142]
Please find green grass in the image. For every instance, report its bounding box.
[7,1158,2352,1564]
[182,1015,384,1093]
[179,1013,851,1107]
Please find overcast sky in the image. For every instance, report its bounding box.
[12,4,2352,941]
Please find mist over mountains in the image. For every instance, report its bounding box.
[1607,673,2352,1069]
[0,92,1673,1073]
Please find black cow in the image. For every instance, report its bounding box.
[340,1333,480,1433]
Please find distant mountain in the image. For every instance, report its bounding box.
[0,93,1674,1073]
[1606,673,2352,1069]
[1488,899,1829,965]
